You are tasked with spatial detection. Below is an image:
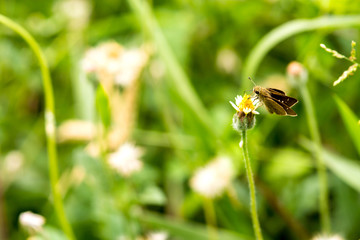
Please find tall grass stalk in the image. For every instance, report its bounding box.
[288,63,330,233]
[0,14,76,240]
[126,0,216,138]
[203,198,218,240]
[298,83,330,233]
[241,129,263,240]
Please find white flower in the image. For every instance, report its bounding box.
[3,151,24,174]
[57,120,96,143]
[117,231,168,240]
[19,211,45,234]
[190,156,234,198]
[108,142,144,177]
[146,231,168,240]
[216,48,239,74]
[55,0,92,30]
[229,94,260,115]
[81,42,149,87]
[312,234,345,240]
[114,49,149,86]
[116,235,130,240]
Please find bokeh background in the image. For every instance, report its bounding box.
[1,0,360,239]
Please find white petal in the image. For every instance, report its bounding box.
[235,95,243,106]
[229,101,239,111]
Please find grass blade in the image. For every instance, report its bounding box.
[301,138,360,192]
[138,211,253,240]
[333,95,360,156]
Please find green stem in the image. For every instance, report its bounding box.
[126,0,216,137]
[203,198,218,240]
[66,32,95,121]
[241,130,263,240]
[0,15,75,240]
[243,15,360,90]
[298,84,330,233]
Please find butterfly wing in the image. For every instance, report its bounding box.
[263,97,287,115]
[267,88,285,95]
[264,96,297,116]
[267,88,298,107]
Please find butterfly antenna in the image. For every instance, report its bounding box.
[248,77,256,86]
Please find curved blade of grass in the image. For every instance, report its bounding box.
[0,14,75,239]
[126,0,217,137]
[333,94,360,157]
[138,211,254,240]
[300,138,360,192]
[243,15,360,90]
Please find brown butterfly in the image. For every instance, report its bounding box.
[250,78,298,116]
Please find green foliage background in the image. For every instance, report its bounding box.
[1,0,360,239]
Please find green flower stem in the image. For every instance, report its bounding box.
[243,15,360,90]
[0,15,76,240]
[203,198,218,240]
[126,0,216,138]
[241,129,263,240]
[298,83,330,233]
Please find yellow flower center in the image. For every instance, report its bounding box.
[239,94,255,113]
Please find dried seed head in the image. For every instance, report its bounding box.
[320,43,346,59]
[350,40,357,61]
[333,63,358,86]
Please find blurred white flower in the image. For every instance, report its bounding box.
[55,0,92,30]
[57,120,96,143]
[19,211,45,234]
[114,49,149,86]
[216,48,239,74]
[312,234,345,240]
[81,42,149,87]
[108,142,144,177]
[146,231,168,240]
[3,150,24,174]
[117,231,168,240]
[116,235,130,240]
[190,156,234,198]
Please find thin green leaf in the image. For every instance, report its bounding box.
[95,84,112,130]
[138,211,254,240]
[333,95,360,156]
[300,138,360,192]
[322,150,360,193]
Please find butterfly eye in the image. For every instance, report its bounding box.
[255,90,259,94]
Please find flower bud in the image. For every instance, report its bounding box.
[286,61,308,86]
[232,111,256,131]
